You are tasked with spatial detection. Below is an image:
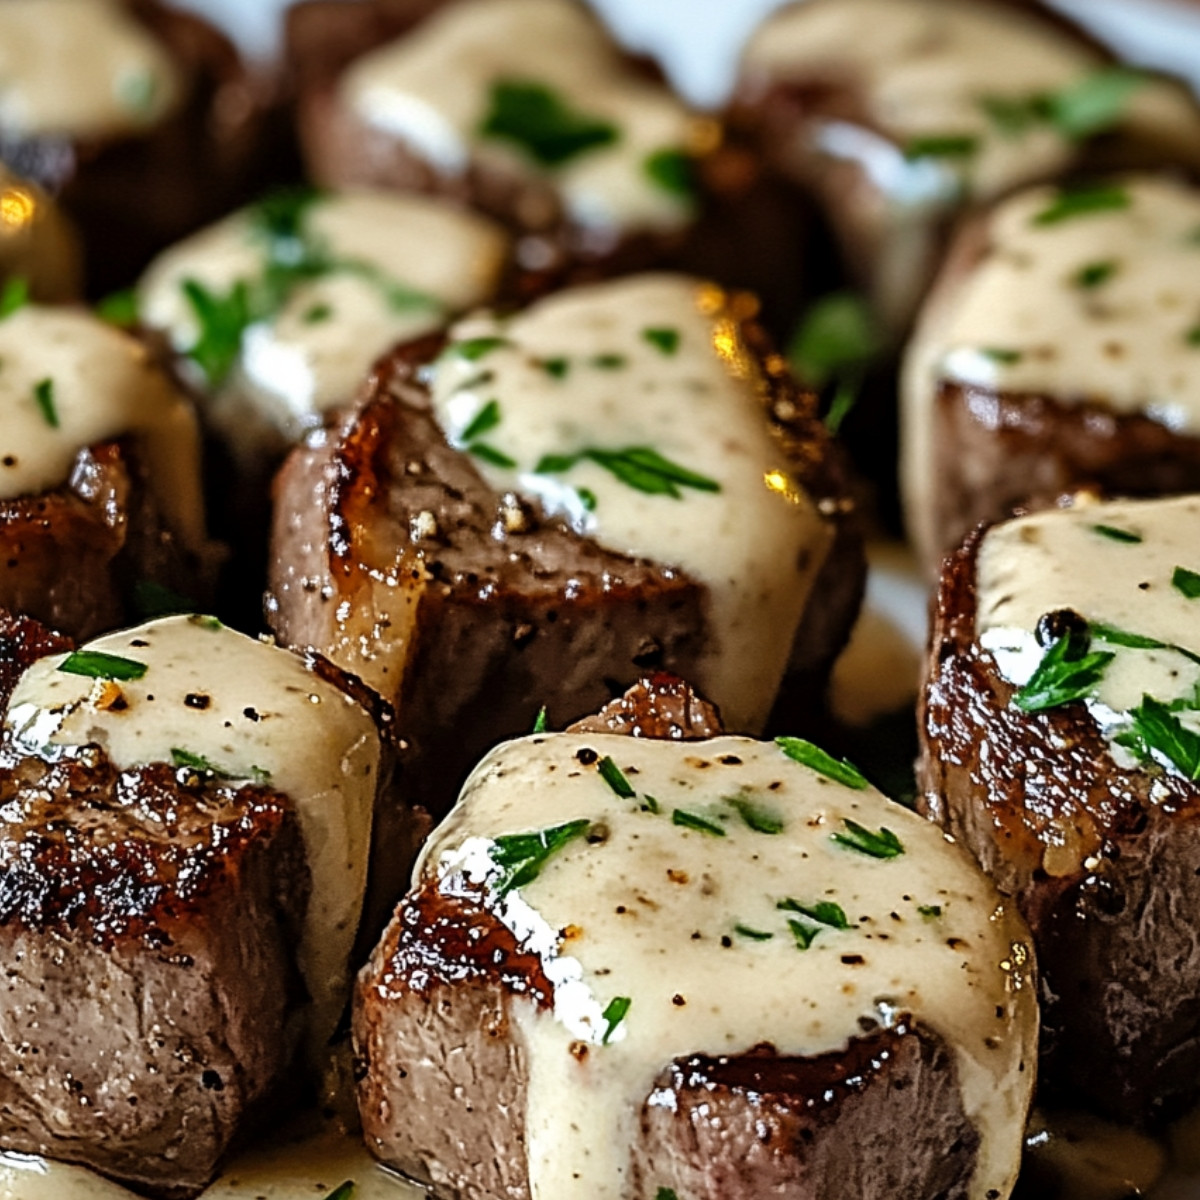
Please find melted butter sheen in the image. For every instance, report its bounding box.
[0,0,180,139]
[342,0,698,236]
[138,191,510,445]
[0,305,205,549]
[3,616,380,1074]
[422,733,1038,1200]
[429,273,829,732]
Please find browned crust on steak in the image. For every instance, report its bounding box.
[0,439,215,641]
[355,676,978,1198]
[918,529,1200,1123]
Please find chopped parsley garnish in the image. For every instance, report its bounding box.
[978,93,1041,137]
[640,794,661,814]
[32,378,57,428]
[182,277,252,386]
[778,898,851,929]
[577,486,597,511]
[601,995,631,1044]
[831,819,904,859]
[1073,260,1118,289]
[1187,326,1200,348]
[302,302,333,324]
[540,357,569,379]
[1091,523,1142,543]
[980,347,1023,365]
[1046,66,1146,140]
[324,1184,355,1200]
[468,443,517,469]
[656,1188,679,1200]
[918,904,943,919]
[1127,695,1200,779]
[96,288,139,326]
[787,291,880,433]
[643,148,696,200]
[453,336,510,362]
[0,276,28,319]
[597,755,635,799]
[461,398,502,442]
[671,808,726,837]
[535,445,720,499]
[58,650,147,681]
[1090,621,1200,667]
[788,918,819,950]
[1174,567,1200,600]
[532,705,548,734]
[1011,625,1114,713]
[1033,182,1131,227]
[171,748,219,773]
[902,133,979,160]
[479,79,618,167]
[189,614,223,631]
[775,736,868,790]
[725,794,783,834]
[249,185,322,243]
[491,819,591,895]
[734,924,774,941]
[591,353,626,370]
[132,579,194,619]
[642,326,680,356]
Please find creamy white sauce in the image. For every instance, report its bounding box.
[0,0,180,139]
[418,732,1037,1200]
[428,273,830,733]
[902,175,1200,568]
[138,190,510,448]
[977,494,1200,782]
[342,0,700,237]
[740,0,1197,204]
[3,616,380,1074]
[0,304,205,549]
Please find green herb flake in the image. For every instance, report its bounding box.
[981,347,1023,365]
[96,288,139,326]
[58,650,147,681]
[778,898,851,929]
[1012,625,1114,713]
[831,819,904,859]
[302,302,333,325]
[1174,567,1200,600]
[479,79,618,167]
[787,291,879,391]
[1128,694,1200,779]
[591,353,627,370]
[671,808,727,837]
[643,148,696,200]
[171,747,223,774]
[775,736,868,790]
[189,614,223,631]
[601,995,631,1044]
[642,326,680,356]
[1073,259,1118,289]
[1046,66,1146,139]
[453,336,511,362]
[132,579,194,619]
[491,819,591,895]
[788,918,819,950]
[461,398,502,443]
[32,378,57,428]
[656,1188,679,1200]
[181,277,253,387]
[978,93,1042,137]
[918,904,943,919]
[577,486,597,511]
[902,133,979,160]
[540,356,570,379]
[536,445,720,499]
[248,186,323,245]
[734,924,774,941]
[597,755,635,799]
[0,276,28,319]
[468,443,517,469]
[1092,523,1142,543]
[531,705,548,734]
[725,794,784,834]
[1186,326,1200,347]
[640,794,661,814]
[1033,183,1131,227]
[324,1184,355,1200]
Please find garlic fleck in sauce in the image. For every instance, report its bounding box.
[3,616,380,1074]
[138,190,510,450]
[420,733,1037,1200]
[428,273,830,732]
[342,0,702,238]
[0,0,180,139]
[903,176,1200,567]
[977,494,1200,776]
[0,305,205,550]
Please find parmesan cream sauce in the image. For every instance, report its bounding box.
[977,494,1200,779]
[0,305,205,549]
[342,0,700,237]
[0,0,180,139]
[902,176,1200,569]
[428,273,829,733]
[418,732,1038,1200]
[2,616,380,1075]
[138,190,511,446]
[740,0,1197,205]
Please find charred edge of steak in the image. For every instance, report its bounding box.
[919,527,1200,1124]
[567,672,724,740]
[0,610,72,711]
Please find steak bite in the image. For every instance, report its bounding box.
[289,0,711,279]
[0,611,384,1196]
[902,175,1200,575]
[354,676,1037,1200]
[0,302,217,639]
[919,493,1200,1123]
[268,272,863,824]
[730,0,1200,336]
